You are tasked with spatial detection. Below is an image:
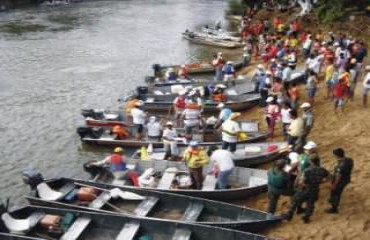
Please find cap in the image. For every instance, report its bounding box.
[288,152,299,164]
[333,42,340,47]
[166,121,173,126]
[114,147,124,153]
[266,96,274,103]
[304,141,317,150]
[350,58,357,64]
[189,140,199,147]
[216,84,227,89]
[300,102,311,108]
[149,116,156,122]
[217,103,225,108]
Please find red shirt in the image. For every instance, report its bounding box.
[334,82,347,98]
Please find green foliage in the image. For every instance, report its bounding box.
[226,0,246,16]
[315,1,345,24]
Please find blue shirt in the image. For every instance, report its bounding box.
[220,108,232,122]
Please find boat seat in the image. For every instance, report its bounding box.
[1,212,44,234]
[37,183,63,201]
[133,196,159,217]
[202,175,217,191]
[115,222,140,240]
[111,179,126,186]
[249,176,267,187]
[181,202,204,222]
[60,217,91,240]
[89,192,111,209]
[172,228,192,240]
[157,172,176,190]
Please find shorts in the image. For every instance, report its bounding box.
[334,98,344,107]
[307,87,316,98]
[135,124,144,133]
[363,88,370,96]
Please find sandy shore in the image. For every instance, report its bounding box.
[236,63,370,239]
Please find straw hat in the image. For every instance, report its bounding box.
[279,143,292,153]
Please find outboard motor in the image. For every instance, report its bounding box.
[77,126,91,139]
[152,64,162,77]
[81,109,95,118]
[0,198,9,233]
[22,170,44,191]
[83,161,112,181]
[136,86,148,96]
[77,126,103,139]
[145,76,156,84]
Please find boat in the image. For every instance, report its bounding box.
[78,126,268,148]
[0,206,276,240]
[24,177,281,232]
[183,30,241,42]
[131,142,287,167]
[83,159,269,201]
[201,26,240,37]
[182,33,244,49]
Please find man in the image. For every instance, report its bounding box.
[258,71,271,106]
[326,148,353,214]
[131,101,147,140]
[212,85,227,103]
[300,102,314,147]
[146,116,162,141]
[302,34,312,58]
[173,90,187,127]
[182,100,202,139]
[215,103,232,128]
[221,112,241,153]
[282,63,292,92]
[363,65,370,107]
[252,64,265,93]
[183,141,209,189]
[162,121,179,160]
[178,65,189,79]
[212,52,224,81]
[112,125,129,140]
[287,110,304,150]
[222,61,236,86]
[208,146,235,189]
[267,159,290,214]
[283,157,329,223]
[91,147,127,179]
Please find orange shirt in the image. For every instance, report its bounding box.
[289,87,299,101]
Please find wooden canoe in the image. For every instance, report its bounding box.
[0,206,276,240]
[25,177,281,232]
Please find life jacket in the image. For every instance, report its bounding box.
[174,97,186,109]
[110,154,126,172]
[184,148,208,169]
[185,102,200,110]
[212,93,226,102]
[178,68,188,78]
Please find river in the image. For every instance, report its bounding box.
[0,0,242,202]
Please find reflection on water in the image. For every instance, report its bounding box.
[0,0,240,202]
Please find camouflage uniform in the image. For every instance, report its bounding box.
[286,165,329,221]
[328,158,353,210]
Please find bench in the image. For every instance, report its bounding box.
[115,222,140,240]
[181,202,204,222]
[60,217,91,240]
[157,172,176,190]
[89,192,111,209]
[202,175,217,191]
[172,228,192,240]
[133,196,159,217]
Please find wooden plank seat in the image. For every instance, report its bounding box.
[172,228,192,240]
[202,175,217,191]
[157,171,176,190]
[115,222,140,240]
[60,217,91,240]
[133,196,159,217]
[180,202,204,222]
[88,192,112,209]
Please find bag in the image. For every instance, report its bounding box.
[77,187,99,202]
[40,215,62,229]
[238,132,248,141]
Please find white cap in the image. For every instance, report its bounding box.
[257,64,264,69]
[300,102,311,108]
[227,61,233,64]
[216,84,227,89]
[333,42,340,47]
[149,116,156,122]
[266,96,274,103]
[217,103,225,108]
[304,141,317,150]
[166,121,173,125]
[289,152,299,164]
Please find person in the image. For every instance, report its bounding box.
[112,125,129,140]
[298,141,320,175]
[287,110,304,150]
[281,101,292,140]
[324,59,335,99]
[173,90,187,126]
[302,34,312,58]
[208,146,235,189]
[146,116,162,141]
[252,64,265,93]
[215,103,232,128]
[90,147,127,179]
[183,141,209,189]
[333,77,347,114]
[182,100,202,139]
[300,102,314,145]
[212,85,227,102]
[125,95,141,116]
[282,63,293,92]
[267,159,290,214]
[222,61,236,86]
[259,71,272,106]
[212,52,224,81]
[165,68,178,81]
[288,83,299,110]
[131,101,147,140]
[265,96,280,138]
[326,148,354,214]
[178,65,189,79]
[221,112,241,153]
[362,65,370,107]
[162,122,179,160]
[306,70,319,105]
[282,156,329,223]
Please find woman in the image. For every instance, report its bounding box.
[265,96,280,138]
[306,70,319,105]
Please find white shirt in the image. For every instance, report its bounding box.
[282,67,292,82]
[364,73,370,89]
[221,119,240,143]
[131,108,146,125]
[303,38,312,49]
[182,108,201,127]
[146,122,162,137]
[211,150,235,172]
[162,128,177,141]
[281,108,292,124]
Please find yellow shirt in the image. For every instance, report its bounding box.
[325,65,334,82]
[183,148,209,169]
[288,117,304,137]
[289,38,298,48]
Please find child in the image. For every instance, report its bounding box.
[333,78,347,113]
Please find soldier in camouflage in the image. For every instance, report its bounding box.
[282,156,329,223]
